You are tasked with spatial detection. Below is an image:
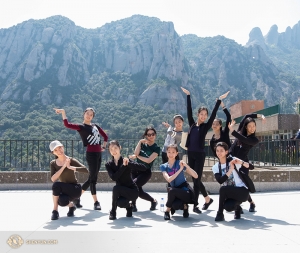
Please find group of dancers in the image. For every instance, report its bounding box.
[50,87,266,222]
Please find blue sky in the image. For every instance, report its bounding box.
[1,0,300,45]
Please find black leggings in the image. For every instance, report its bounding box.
[218,186,249,213]
[82,151,101,195]
[52,182,81,206]
[166,188,191,209]
[240,164,254,203]
[111,185,139,212]
[187,151,207,206]
[132,170,154,203]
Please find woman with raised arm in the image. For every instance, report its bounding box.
[160,144,198,220]
[129,127,160,212]
[161,114,185,163]
[228,113,266,212]
[49,140,89,220]
[210,98,232,157]
[212,142,251,221]
[181,87,229,213]
[105,140,148,220]
[54,108,108,210]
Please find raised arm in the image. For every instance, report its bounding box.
[231,130,259,146]
[181,87,195,127]
[53,108,81,130]
[222,105,232,134]
[206,91,229,129]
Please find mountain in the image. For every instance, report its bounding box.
[0,15,299,140]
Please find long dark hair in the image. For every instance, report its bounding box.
[237,117,256,145]
[108,140,121,160]
[214,118,223,131]
[142,126,157,138]
[166,144,180,160]
[215,142,231,163]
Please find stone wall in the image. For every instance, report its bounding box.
[1,170,300,193]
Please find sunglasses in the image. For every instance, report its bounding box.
[146,133,156,137]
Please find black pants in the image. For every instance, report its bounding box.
[218,186,249,213]
[187,151,207,206]
[132,170,154,203]
[52,182,82,206]
[82,151,101,195]
[166,187,192,209]
[111,185,139,212]
[240,164,254,203]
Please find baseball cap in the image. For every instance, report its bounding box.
[49,140,63,152]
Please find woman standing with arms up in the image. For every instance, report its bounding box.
[54,108,108,210]
[105,140,148,220]
[129,127,160,212]
[49,140,89,220]
[181,87,229,213]
[228,113,265,212]
[210,98,232,157]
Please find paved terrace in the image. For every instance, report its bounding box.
[1,190,300,253]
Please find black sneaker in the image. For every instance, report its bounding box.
[51,210,59,220]
[94,201,101,210]
[193,206,202,214]
[249,203,256,212]
[170,207,176,215]
[202,198,214,210]
[109,210,116,220]
[234,206,242,219]
[150,200,157,211]
[67,206,76,217]
[215,212,225,221]
[126,205,133,217]
[183,206,189,218]
[132,203,137,212]
[74,198,83,208]
[164,211,170,220]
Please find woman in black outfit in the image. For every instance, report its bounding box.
[210,99,232,156]
[228,113,266,212]
[54,107,108,210]
[181,87,229,213]
[129,127,160,212]
[50,140,89,220]
[106,140,148,220]
[212,142,251,221]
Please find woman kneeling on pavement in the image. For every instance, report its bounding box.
[106,140,148,220]
[160,144,198,220]
[50,140,89,220]
[212,142,252,221]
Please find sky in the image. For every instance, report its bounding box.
[1,0,300,45]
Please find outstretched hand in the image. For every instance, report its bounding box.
[219,91,230,100]
[181,87,190,95]
[162,122,170,128]
[53,108,64,114]
[228,119,236,131]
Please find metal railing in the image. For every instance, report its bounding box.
[0,139,299,171]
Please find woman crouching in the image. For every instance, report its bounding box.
[213,142,252,221]
[160,144,198,220]
[50,140,89,220]
[105,140,148,220]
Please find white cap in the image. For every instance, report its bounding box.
[49,140,63,152]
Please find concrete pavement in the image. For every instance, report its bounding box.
[1,190,300,252]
